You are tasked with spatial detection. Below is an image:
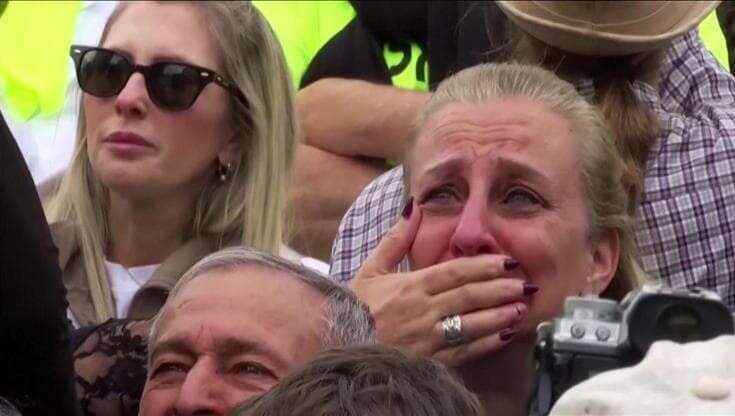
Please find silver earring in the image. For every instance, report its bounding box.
[217,161,233,182]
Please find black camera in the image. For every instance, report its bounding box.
[528,285,734,416]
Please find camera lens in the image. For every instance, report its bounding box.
[655,305,702,342]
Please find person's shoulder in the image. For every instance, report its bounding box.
[330,166,404,280]
[49,220,78,268]
[253,0,357,89]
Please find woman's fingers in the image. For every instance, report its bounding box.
[421,255,518,295]
[432,323,520,367]
[348,198,433,357]
[428,302,527,366]
[432,277,533,318]
[353,197,422,280]
[433,302,527,347]
[349,197,535,366]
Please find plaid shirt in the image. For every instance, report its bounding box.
[330,30,735,311]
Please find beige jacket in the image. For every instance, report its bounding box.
[50,222,221,327]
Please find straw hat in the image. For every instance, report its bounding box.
[496,1,720,56]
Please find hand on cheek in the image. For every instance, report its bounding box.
[352,197,539,367]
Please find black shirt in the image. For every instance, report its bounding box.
[0,110,80,415]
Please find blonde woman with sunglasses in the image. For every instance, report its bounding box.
[46,1,296,326]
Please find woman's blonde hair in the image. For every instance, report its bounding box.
[46,1,296,322]
[512,31,662,215]
[408,63,646,300]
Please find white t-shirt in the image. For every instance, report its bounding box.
[66,249,327,327]
[279,245,330,275]
[106,260,160,319]
[66,260,159,328]
[105,251,326,317]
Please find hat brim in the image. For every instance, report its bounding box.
[497,0,720,56]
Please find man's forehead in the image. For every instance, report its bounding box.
[151,314,299,374]
[156,265,328,337]
[173,264,326,307]
[152,265,329,364]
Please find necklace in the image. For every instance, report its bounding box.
[107,260,158,287]
[122,265,148,286]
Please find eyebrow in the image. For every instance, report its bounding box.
[106,46,134,63]
[105,46,199,67]
[421,156,467,180]
[419,156,553,188]
[150,335,292,373]
[150,337,196,363]
[151,52,202,66]
[493,157,553,188]
[213,337,288,368]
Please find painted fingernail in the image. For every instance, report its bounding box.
[523,283,540,295]
[504,258,520,270]
[402,196,414,219]
[499,328,517,341]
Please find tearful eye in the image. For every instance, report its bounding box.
[502,188,542,208]
[420,186,459,206]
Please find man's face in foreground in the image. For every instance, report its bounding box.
[139,265,327,416]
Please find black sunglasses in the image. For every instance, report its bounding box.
[69,45,248,111]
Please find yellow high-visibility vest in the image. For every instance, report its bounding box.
[0,1,83,120]
[699,10,729,71]
[254,0,429,92]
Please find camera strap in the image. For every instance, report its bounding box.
[528,329,555,416]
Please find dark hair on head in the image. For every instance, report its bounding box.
[512,30,662,215]
[230,345,485,416]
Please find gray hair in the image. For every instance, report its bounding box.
[149,247,376,358]
[407,62,646,300]
[0,398,20,416]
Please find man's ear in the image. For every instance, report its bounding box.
[585,230,620,295]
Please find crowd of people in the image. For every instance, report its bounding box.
[2,1,735,415]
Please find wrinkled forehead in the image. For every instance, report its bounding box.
[150,277,330,374]
[180,265,325,309]
[408,98,580,179]
[154,265,329,341]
